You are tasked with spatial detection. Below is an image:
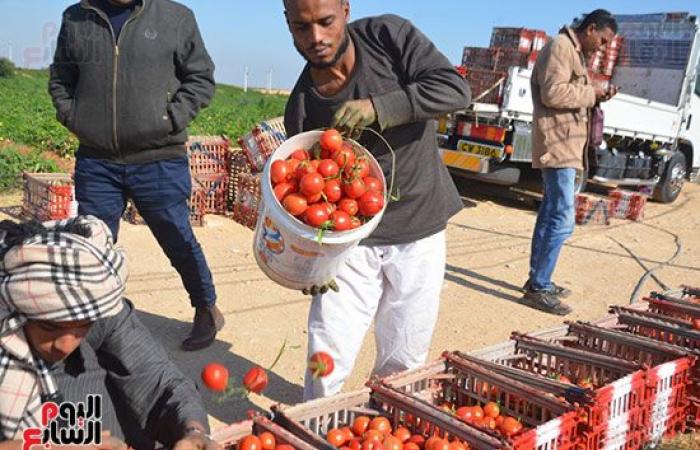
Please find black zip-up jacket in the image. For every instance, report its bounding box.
[49,0,215,164]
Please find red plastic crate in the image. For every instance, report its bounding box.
[466,69,507,104]
[644,296,700,323]
[238,117,287,173]
[188,135,231,176]
[381,354,581,450]
[228,148,253,212]
[231,173,261,230]
[555,321,695,442]
[212,414,320,450]
[490,28,535,53]
[22,173,75,222]
[271,388,505,450]
[192,173,229,215]
[477,334,646,450]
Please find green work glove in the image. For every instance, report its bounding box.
[301,280,340,296]
[331,99,377,136]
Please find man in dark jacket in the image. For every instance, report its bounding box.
[283,0,470,399]
[48,0,223,351]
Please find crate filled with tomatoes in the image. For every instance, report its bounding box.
[378,352,581,450]
[212,414,319,450]
[271,388,506,450]
[545,321,696,445]
[464,333,648,450]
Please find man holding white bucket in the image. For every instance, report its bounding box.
[282,0,471,399]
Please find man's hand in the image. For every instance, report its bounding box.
[173,434,222,450]
[331,99,377,135]
[594,83,618,103]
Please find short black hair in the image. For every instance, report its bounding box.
[576,9,618,34]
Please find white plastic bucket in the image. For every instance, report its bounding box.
[253,130,387,290]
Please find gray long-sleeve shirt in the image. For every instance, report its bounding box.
[8,299,209,449]
[285,14,471,246]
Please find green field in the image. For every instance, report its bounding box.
[0,69,287,191]
[0,69,287,157]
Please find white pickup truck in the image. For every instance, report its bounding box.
[442,12,700,203]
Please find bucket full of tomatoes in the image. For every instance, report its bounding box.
[253,129,388,290]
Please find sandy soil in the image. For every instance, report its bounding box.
[2,180,699,433]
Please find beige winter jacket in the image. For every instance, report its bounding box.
[531,27,597,170]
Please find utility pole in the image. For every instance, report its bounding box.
[243,65,249,93]
[7,41,13,64]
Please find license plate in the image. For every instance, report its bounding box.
[457,140,504,158]
[441,149,485,173]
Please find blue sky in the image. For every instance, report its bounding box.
[1,1,698,89]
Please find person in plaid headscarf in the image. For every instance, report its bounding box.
[0,216,220,450]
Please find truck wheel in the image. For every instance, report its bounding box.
[574,166,588,194]
[653,152,686,203]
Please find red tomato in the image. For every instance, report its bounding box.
[320,202,336,215]
[283,194,308,216]
[338,198,359,216]
[483,402,500,419]
[361,440,383,450]
[363,430,382,443]
[393,428,411,444]
[318,159,341,178]
[455,407,474,423]
[344,158,370,179]
[305,204,330,228]
[259,432,276,450]
[201,363,228,392]
[333,145,356,169]
[692,318,700,330]
[472,406,484,420]
[448,442,466,450]
[350,216,362,229]
[341,427,355,443]
[408,435,425,449]
[424,437,442,450]
[296,160,317,179]
[331,210,352,231]
[352,416,371,437]
[242,366,268,394]
[323,179,342,203]
[305,192,323,204]
[291,149,310,160]
[430,440,449,450]
[309,351,335,377]
[348,439,362,450]
[270,160,290,184]
[286,158,301,175]
[343,178,367,199]
[363,176,383,193]
[320,129,344,153]
[382,436,402,450]
[499,417,523,437]
[358,190,384,217]
[404,444,420,450]
[274,182,297,202]
[300,172,325,196]
[327,429,347,447]
[556,374,573,384]
[369,416,391,435]
[240,435,262,450]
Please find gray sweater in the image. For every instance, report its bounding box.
[285,14,470,246]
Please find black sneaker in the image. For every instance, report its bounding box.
[519,289,573,316]
[522,280,572,299]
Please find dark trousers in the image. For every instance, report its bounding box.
[74,156,216,308]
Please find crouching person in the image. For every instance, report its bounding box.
[0,216,221,450]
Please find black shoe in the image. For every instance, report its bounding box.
[181,305,225,351]
[522,280,572,299]
[519,289,572,316]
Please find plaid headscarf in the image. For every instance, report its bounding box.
[0,216,128,440]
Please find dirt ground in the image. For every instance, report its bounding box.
[1,179,699,433]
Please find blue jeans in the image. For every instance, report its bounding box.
[74,156,217,308]
[528,168,576,291]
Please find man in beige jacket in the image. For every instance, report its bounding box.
[522,9,617,315]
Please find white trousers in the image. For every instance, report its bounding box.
[303,230,446,400]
